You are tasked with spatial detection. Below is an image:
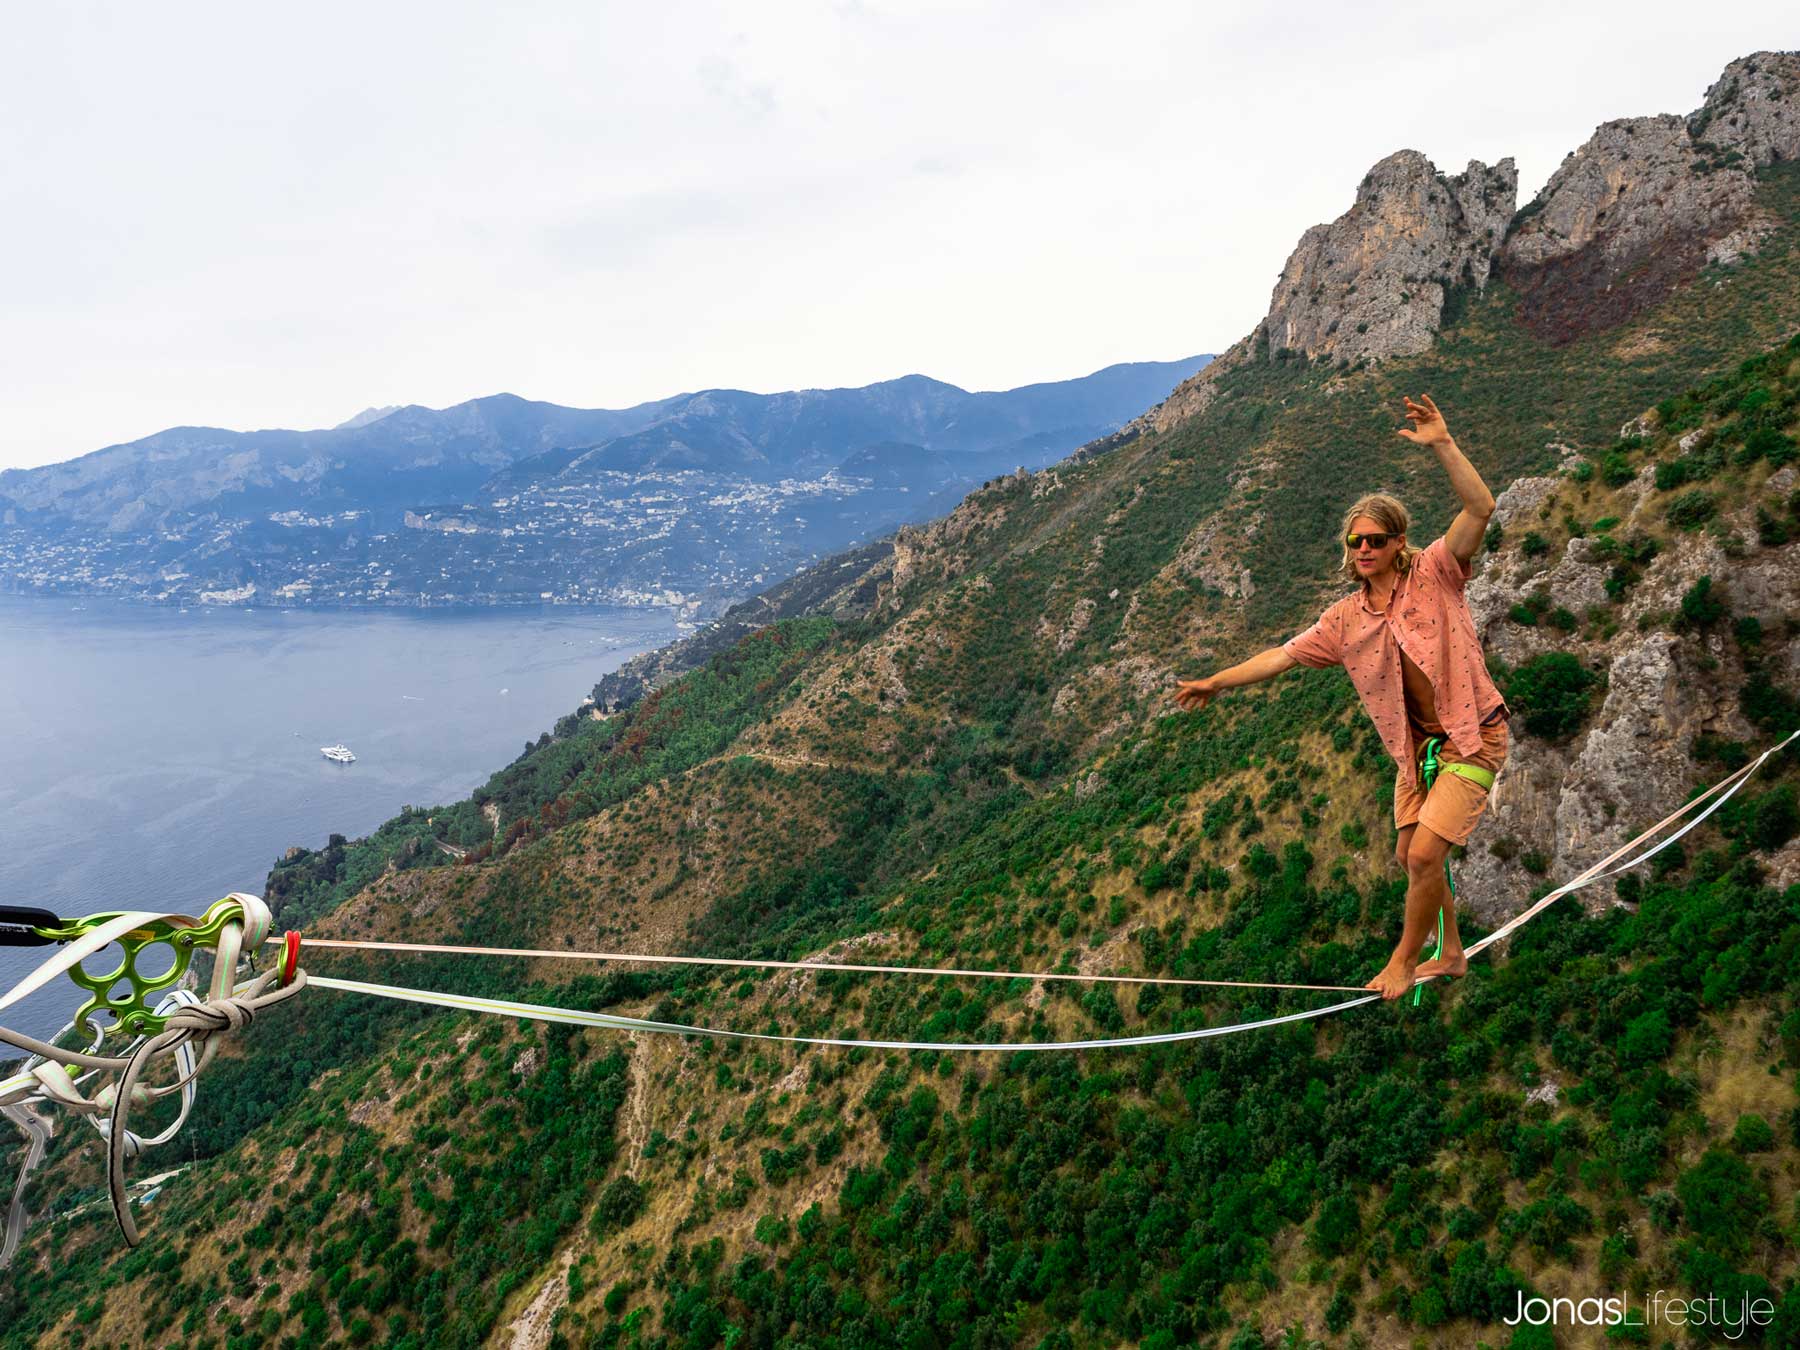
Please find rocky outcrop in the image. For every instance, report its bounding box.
[1132,146,1511,429]
[1127,337,1255,438]
[1259,151,1516,366]
[1689,52,1800,171]
[1125,149,1518,437]
[1456,442,1800,926]
[1136,52,1798,439]
[1500,51,1800,343]
[1499,114,1761,342]
[1172,513,1257,600]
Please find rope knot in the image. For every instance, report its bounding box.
[102,968,305,1247]
[166,993,259,1039]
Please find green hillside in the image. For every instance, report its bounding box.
[5,173,1800,1350]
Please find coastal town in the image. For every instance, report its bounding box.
[0,466,901,615]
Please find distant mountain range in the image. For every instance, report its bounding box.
[0,358,1209,611]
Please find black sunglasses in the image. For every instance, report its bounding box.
[1345,532,1397,550]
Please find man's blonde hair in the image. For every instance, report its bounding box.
[1338,493,1421,587]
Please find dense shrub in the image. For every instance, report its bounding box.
[1751,785,1799,850]
[1675,1148,1767,1261]
[1678,575,1727,629]
[1503,653,1602,740]
[593,1176,647,1235]
[1666,489,1717,530]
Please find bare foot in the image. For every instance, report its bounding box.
[1415,949,1468,981]
[1364,958,1417,1001]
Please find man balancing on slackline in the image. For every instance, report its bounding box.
[1173,394,1509,1000]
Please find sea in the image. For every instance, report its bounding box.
[0,597,682,1044]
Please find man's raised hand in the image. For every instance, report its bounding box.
[1397,393,1452,448]
[1173,676,1218,712]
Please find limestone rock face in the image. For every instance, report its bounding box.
[1503,116,1747,270]
[1132,152,1513,435]
[1499,115,1759,340]
[1500,51,1799,342]
[1456,446,1800,925]
[1539,536,1613,614]
[1135,52,1796,438]
[1552,633,1712,870]
[1690,51,1800,169]
[1260,151,1516,366]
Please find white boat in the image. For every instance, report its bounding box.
[320,744,356,764]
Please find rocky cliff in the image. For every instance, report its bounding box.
[1501,52,1800,341]
[1262,151,1517,366]
[1139,51,1799,437]
[1461,372,1800,924]
[1135,144,1519,434]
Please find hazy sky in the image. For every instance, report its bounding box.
[1,3,1792,471]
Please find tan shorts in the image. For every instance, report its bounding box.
[1394,717,1508,846]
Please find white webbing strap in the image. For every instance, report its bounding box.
[1467,726,1799,958]
[288,939,1371,994]
[305,727,1797,1050]
[307,973,1379,1051]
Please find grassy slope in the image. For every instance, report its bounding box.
[4,167,1800,1349]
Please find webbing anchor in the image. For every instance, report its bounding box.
[0,907,64,948]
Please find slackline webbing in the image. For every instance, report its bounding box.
[286,938,1373,994]
[296,726,1799,1052]
[303,974,1378,1052]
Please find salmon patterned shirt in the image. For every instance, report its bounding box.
[1281,537,1507,789]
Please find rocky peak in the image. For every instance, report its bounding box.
[1500,51,1798,343]
[1259,150,1516,367]
[1131,52,1798,440]
[1689,51,1800,168]
[1130,152,1514,435]
[1498,114,1759,340]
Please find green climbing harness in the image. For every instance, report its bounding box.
[1410,736,1493,1006]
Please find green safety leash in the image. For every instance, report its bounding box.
[1414,737,1450,1008]
[1411,736,1497,1006]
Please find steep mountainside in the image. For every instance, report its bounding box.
[5,51,1800,1350]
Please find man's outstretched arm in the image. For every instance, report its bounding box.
[1398,394,1495,565]
[1174,647,1299,712]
